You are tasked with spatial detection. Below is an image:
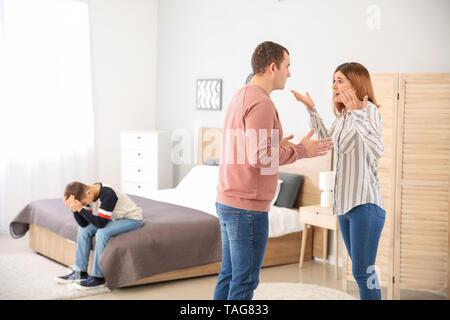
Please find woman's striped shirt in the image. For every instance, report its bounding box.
[307,101,385,215]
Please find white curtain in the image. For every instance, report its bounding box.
[0,0,95,232]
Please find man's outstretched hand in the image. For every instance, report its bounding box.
[299,129,334,158]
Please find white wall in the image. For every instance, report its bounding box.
[89,0,158,188]
[155,0,450,266]
[157,0,450,181]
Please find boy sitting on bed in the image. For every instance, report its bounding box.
[55,181,143,290]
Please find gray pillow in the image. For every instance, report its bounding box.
[205,158,219,166]
[274,173,304,208]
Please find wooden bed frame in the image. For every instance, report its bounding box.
[28,127,332,287]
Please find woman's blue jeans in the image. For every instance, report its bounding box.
[213,202,269,300]
[74,218,143,278]
[339,203,385,300]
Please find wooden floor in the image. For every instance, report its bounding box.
[0,232,445,300]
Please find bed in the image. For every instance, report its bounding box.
[10,127,332,289]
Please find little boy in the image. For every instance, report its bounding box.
[55,181,143,290]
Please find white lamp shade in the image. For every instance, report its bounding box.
[319,171,336,191]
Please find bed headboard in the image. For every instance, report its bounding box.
[197,127,222,165]
[197,127,332,208]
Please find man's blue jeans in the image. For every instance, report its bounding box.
[74,218,143,278]
[213,202,269,300]
[338,203,385,300]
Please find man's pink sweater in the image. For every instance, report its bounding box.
[216,85,307,212]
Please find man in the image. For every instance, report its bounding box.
[214,41,334,300]
[55,181,143,290]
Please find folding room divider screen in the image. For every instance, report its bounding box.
[342,73,450,300]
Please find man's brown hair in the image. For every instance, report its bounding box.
[64,181,87,201]
[251,41,289,76]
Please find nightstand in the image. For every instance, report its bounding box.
[299,205,340,279]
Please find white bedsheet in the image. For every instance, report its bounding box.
[145,179,303,238]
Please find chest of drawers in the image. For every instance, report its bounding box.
[121,131,172,197]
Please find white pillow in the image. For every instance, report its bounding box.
[270,179,283,207]
[176,165,219,193]
[177,166,282,207]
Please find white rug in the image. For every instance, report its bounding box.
[253,282,357,300]
[1,252,355,300]
[0,253,110,300]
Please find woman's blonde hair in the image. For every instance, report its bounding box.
[333,62,379,117]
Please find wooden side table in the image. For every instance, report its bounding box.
[299,205,340,279]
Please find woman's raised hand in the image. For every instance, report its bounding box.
[291,90,315,109]
[340,88,368,111]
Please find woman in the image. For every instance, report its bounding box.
[291,62,385,300]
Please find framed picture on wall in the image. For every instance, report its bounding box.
[196,79,222,111]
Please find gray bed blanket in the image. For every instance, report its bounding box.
[10,195,221,289]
